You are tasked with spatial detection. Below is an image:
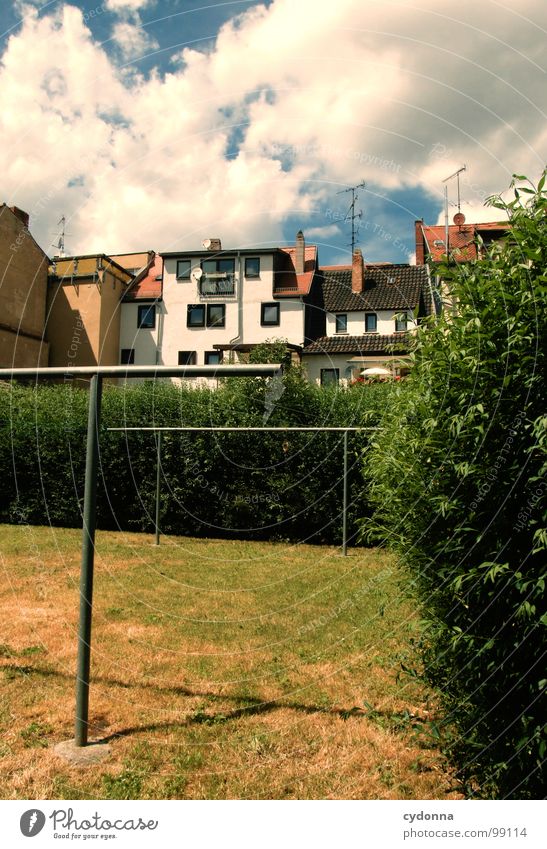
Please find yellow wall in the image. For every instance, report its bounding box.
[45,257,131,369]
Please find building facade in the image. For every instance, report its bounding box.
[0,204,49,367]
[301,249,435,386]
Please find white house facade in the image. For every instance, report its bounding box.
[301,249,434,386]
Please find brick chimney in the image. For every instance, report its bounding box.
[295,230,305,274]
[352,247,364,293]
[10,206,30,228]
[415,219,425,265]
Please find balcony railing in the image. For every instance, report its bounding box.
[199,273,235,296]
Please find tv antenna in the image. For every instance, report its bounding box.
[51,215,71,257]
[442,166,466,256]
[337,180,366,255]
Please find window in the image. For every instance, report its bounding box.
[201,257,235,295]
[261,302,280,326]
[321,368,339,386]
[245,257,260,278]
[137,304,155,329]
[395,312,408,332]
[335,314,347,333]
[187,304,205,327]
[176,259,191,280]
[205,351,221,365]
[121,348,134,365]
[365,313,377,332]
[178,351,196,365]
[206,303,226,328]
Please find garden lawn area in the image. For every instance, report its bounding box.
[0,524,461,800]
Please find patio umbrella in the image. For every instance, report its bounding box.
[360,367,392,376]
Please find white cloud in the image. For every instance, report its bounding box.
[105,0,153,11]
[111,20,159,60]
[0,0,544,257]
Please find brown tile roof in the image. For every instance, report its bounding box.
[123,254,163,301]
[320,265,428,312]
[303,333,410,355]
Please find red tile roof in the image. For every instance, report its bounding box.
[274,245,317,296]
[418,220,510,263]
[123,254,163,301]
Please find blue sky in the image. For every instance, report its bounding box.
[0,1,544,264]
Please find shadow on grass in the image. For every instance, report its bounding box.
[2,661,430,743]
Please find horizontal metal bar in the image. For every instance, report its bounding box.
[0,364,281,379]
[107,426,376,432]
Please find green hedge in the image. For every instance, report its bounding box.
[0,365,392,544]
[364,174,547,798]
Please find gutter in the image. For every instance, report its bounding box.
[228,250,243,359]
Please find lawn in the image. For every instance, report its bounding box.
[0,524,461,800]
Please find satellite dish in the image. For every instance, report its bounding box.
[202,239,211,250]
[192,268,203,280]
[453,212,466,226]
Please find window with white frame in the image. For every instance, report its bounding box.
[335,314,347,333]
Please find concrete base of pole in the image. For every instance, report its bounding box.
[53,739,111,766]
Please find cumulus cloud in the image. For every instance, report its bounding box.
[0,0,544,257]
[111,19,159,60]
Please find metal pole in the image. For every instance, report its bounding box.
[75,374,103,747]
[342,429,348,556]
[154,431,162,546]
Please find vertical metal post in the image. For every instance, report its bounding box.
[342,429,348,556]
[75,374,103,747]
[154,431,162,546]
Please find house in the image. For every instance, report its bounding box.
[302,248,435,386]
[415,213,510,264]
[0,204,49,367]
[152,231,321,370]
[45,254,135,370]
[118,252,163,366]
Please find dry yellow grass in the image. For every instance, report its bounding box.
[0,524,462,800]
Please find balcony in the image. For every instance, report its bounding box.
[199,272,236,297]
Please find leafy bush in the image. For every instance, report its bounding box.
[0,362,392,545]
[364,173,547,798]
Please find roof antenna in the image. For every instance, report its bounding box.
[337,180,366,256]
[442,166,466,256]
[51,215,70,257]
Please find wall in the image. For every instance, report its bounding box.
[46,257,131,368]
[161,253,306,366]
[119,301,161,364]
[0,206,49,366]
[303,353,405,386]
[325,308,415,337]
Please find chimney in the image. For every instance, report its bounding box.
[203,238,222,252]
[10,206,30,228]
[295,230,305,274]
[415,219,425,265]
[352,247,364,294]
